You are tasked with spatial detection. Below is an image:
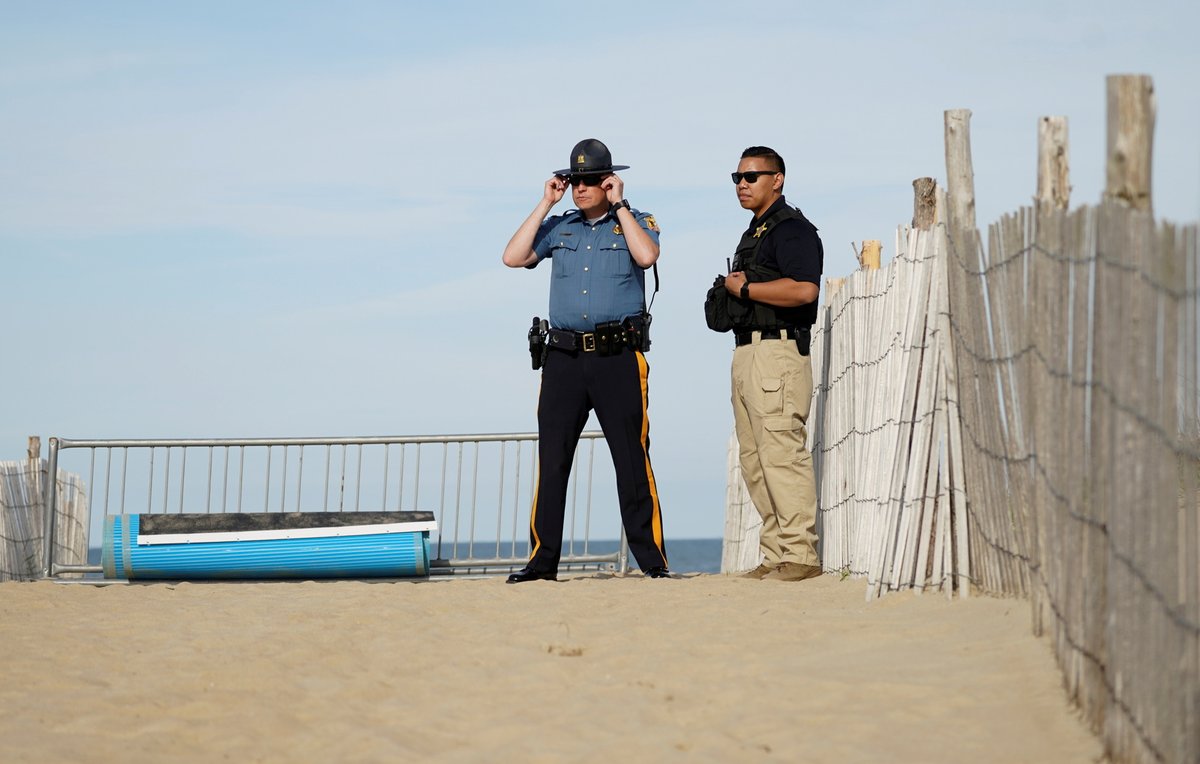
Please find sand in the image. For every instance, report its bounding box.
[0,573,1102,763]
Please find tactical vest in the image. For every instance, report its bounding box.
[729,204,818,331]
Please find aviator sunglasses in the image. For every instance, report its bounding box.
[558,174,607,187]
[731,170,779,184]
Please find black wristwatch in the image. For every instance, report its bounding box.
[740,281,751,300]
[610,199,631,215]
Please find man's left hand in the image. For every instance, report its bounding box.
[602,174,625,205]
[725,271,748,297]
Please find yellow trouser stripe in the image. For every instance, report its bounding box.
[636,351,666,561]
[529,377,543,561]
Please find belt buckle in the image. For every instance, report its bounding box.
[581,332,596,352]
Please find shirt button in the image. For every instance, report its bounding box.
[584,266,589,272]
[583,314,588,319]
[586,245,591,250]
[582,290,588,295]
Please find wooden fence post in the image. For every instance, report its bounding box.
[943,108,976,598]
[944,109,977,243]
[861,240,881,270]
[912,177,937,230]
[1036,116,1070,212]
[1104,74,1155,212]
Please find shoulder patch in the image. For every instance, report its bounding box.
[644,215,660,233]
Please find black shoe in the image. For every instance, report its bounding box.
[644,566,671,579]
[506,567,557,584]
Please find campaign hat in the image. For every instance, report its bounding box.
[553,138,629,176]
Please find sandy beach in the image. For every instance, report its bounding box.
[1,573,1102,763]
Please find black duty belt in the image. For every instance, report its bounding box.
[546,317,650,356]
[734,327,811,353]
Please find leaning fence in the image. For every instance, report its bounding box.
[28,431,626,580]
[808,223,970,598]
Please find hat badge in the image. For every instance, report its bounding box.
[577,154,585,165]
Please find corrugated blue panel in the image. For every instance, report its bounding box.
[103,514,430,580]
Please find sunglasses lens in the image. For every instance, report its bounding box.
[733,171,775,184]
[570,175,603,187]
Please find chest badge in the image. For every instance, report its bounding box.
[613,224,622,234]
[753,223,769,238]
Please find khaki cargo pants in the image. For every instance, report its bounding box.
[731,331,819,567]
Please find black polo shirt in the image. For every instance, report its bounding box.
[747,195,824,328]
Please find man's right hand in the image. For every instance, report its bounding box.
[543,176,567,206]
[503,178,567,268]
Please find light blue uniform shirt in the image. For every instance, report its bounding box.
[531,207,660,332]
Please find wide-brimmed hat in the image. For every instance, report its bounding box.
[553,138,629,176]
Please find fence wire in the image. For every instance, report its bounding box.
[943,204,1199,764]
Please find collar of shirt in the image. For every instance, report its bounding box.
[749,195,789,231]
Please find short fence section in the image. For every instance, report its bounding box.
[42,431,626,579]
[1,459,88,581]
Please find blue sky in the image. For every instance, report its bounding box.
[3,1,1198,539]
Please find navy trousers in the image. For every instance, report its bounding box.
[527,346,668,573]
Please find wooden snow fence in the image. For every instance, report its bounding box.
[804,223,969,598]
[0,456,89,581]
[954,202,1200,764]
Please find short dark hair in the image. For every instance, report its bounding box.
[740,146,785,175]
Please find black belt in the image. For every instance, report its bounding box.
[547,317,649,356]
[734,327,809,349]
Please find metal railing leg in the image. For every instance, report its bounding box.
[42,438,59,579]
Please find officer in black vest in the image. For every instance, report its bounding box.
[501,138,670,583]
[719,146,824,582]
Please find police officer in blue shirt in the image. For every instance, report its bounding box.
[501,138,670,582]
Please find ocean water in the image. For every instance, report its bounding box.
[556,538,722,574]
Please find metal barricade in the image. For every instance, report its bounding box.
[42,432,629,579]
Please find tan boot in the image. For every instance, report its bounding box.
[764,562,823,582]
[739,563,775,580]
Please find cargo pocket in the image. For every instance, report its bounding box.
[760,377,783,417]
[764,415,806,466]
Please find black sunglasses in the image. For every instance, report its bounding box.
[558,174,607,187]
[731,170,779,184]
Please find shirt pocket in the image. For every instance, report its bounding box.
[550,236,580,278]
[595,238,634,279]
